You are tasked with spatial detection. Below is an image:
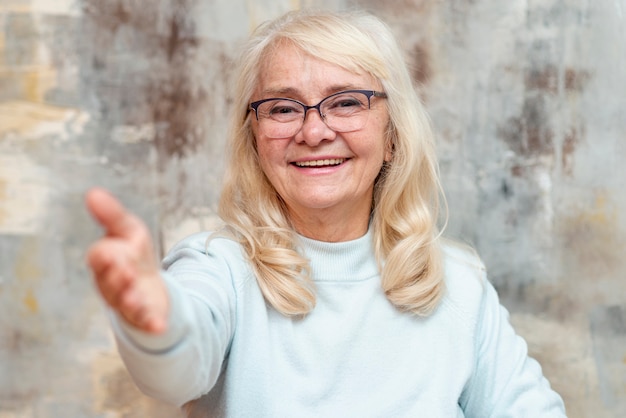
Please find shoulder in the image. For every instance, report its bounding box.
[438,239,490,320]
[441,239,486,287]
[162,229,247,270]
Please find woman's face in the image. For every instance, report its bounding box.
[250,43,390,240]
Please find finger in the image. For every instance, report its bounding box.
[86,239,116,277]
[85,188,143,239]
[87,240,136,304]
[95,262,136,309]
[119,284,168,334]
[144,316,167,334]
[99,264,137,308]
[86,238,134,281]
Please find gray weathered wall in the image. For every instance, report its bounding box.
[1,0,624,416]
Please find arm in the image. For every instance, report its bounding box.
[460,279,567,417]
[86,188,235,406]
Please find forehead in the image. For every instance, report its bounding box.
[256,42,378,97]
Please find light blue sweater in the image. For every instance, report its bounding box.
[111,228,567,417]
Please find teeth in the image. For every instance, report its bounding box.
[295,158,345,167]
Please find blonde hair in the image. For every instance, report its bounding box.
[218,9,446,316]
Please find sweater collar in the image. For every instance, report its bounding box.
[296,228,380,282]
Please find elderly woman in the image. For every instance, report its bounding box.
[86,9,567,417]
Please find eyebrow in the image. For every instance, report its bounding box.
[259,84,365,99]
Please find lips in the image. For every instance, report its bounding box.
[293,158,346,167]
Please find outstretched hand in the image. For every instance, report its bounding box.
[85,188,169,334]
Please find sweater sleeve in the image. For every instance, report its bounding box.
[109,234,237,407]
[460,279,567,417]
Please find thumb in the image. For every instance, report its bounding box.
[85,187,142,238]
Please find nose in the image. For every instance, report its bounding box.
[294,108,337,146]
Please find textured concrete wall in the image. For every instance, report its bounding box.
[0,0,624,417]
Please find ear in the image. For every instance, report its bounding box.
[383,121,395,162]
[384,146,393,162]
[384,134,394,162]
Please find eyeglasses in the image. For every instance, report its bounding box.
[249,89,387,139]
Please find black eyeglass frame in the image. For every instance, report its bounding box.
[248,89,388,121]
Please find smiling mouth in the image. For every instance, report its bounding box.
[293,158,346,167]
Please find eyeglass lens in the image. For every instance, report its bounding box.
[254,91,377,139]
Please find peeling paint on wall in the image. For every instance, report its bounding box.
[82,0,208,162]
[91,351,183,417]
[410,42,432,84]
[559,191,622,278]
[0,101,89,140]
[498,95,555,158]
[590,305,626,415]
[0,153,50,235]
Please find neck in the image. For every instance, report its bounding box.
[288,207,371,242]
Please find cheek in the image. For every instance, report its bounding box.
[250,126,272,177]
[371,116,392,162]
[255,138,287,184]
[252,124,270,165]
[256,138,275,164]
[256,145,272,178]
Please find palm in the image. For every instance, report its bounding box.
[85,188,169,334]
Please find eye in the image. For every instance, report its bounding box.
[262,100,303,121]
[269,105,298,114]
[324,92,368,116]
[328,97,362,108]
